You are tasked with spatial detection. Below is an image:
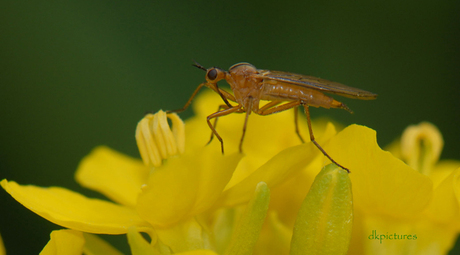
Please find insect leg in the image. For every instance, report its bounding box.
[303,105,350,173]
[257,101,301,115]
[167,83,207,113]
[216,88,237,102]
[207,105,243,154]
[256,101,305,142]
[214,83,233,108]
[258,100,282,113]
[207,104,232,145]
[239,97,255,153]
[294,106,305,143]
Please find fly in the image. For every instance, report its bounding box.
[169,62,377,172]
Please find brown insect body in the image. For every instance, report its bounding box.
[224,63,363,114]
[171,62,378,172]
[225,63,262,112]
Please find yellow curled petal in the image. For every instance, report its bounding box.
[40,229,84,255]
[75,146,148,207]
[127,227,158,255]
[82,233,123,255]
[324,125,433,217]
[290,164,353,255]
[1,180,150,234]
[224,182,270,255]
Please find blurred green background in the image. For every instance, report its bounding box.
[1,1,459,254]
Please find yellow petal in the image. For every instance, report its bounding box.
[82,233,124,255]
[290,164,353,255]
[431,160,460,188]
[219,123,336,207]
[269,155,323,228]
[211,208,236,254]
[1,179,149,234]
[224,182,270,255]
[40,229,84,255]
[75,146,148,207]
[425,168,460,226]
[155,218,204,253]
[324,125,433,218]
[136,146,242,227]
[127,227,159,255]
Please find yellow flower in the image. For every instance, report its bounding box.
[4,90,456,254]
[2,90,340,253]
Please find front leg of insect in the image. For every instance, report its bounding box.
[207,104,232,145]
[206,105,244,154]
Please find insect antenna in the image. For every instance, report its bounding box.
[192,60,207,72]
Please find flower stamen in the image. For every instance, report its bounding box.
[401,122,443,176]
[135,110,185,167]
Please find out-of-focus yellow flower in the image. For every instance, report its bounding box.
[3,89,457,254]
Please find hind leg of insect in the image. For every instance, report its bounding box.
[257,100,306,141]
[303,105,350,173]
[258,101,305,143]
[256,101,349,172]
[256,101,303,136]
[207,105,244,154]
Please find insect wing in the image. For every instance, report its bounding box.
[257,69,377,100]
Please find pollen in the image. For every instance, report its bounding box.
[135,110,185,167]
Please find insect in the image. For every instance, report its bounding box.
[170,62,377,172]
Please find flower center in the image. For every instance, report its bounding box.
[135,110,185,167]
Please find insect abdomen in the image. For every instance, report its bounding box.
[261,82,336,109]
